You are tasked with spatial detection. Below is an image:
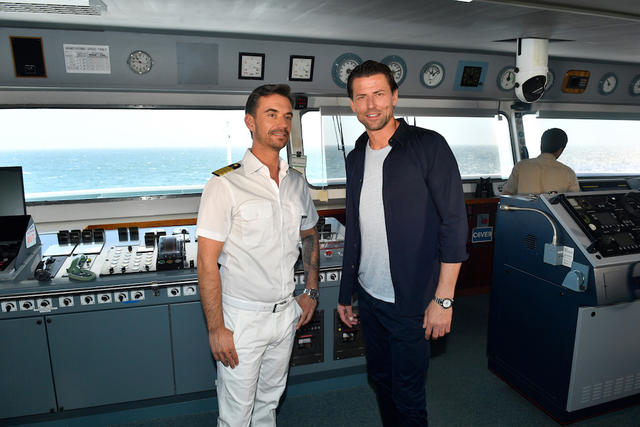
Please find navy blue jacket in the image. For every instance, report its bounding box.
[338,119,469,315]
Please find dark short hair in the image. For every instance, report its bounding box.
[540,128,568,153]
[346,60,398,99]
[245,84,292,116]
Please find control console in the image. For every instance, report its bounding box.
[557,192,640,257]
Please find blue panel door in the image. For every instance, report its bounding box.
[170,302,216,394]
[0,316,57,419]
[47,305,174,410]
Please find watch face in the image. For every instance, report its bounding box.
[238,52,265,80]
[127,50,152,75]
[442,299,452,308]
[630,74,640,96]
[289,55,314,81]
[331,53,362,89]
[599,72,617,95]
[421,62,445,88]
[497,66,516,91]
[381,55,407,86]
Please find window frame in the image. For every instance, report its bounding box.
[1,104,251,204]
[300,106,515,189]
[520,109,640,179]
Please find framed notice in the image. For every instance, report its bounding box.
[64,44,111,74]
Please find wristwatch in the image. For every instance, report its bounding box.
[302,288,319,302]
[433,296,453,309]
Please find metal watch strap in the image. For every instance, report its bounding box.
[302,287,319,301]
[434,296,453,309]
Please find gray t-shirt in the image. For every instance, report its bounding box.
[358,142,394,302]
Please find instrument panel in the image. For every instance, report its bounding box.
[561,192,640,257]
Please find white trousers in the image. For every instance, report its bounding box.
[217,299,301,427]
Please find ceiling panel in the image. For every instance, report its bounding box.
[1,0,639,63]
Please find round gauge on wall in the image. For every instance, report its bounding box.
[331,53,363,89]
[630,74,640,96]
[420,61,445,88]
[127,50,152,75]
[599,72,618,95]
[381,55,407,86]
[545,69,555,91]
[497,66,516,91]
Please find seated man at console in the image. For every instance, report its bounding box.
[502,128,580,195]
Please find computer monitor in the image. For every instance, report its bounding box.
[0,166,27,216]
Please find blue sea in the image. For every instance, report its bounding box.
[1,145,499,198]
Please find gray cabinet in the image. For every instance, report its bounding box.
[170,302,217,394]
[0,316,56,418]
[47,305,175,410]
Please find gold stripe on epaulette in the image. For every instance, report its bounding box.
[212,162,241,176]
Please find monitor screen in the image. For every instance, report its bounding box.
[0,166,26,216]
[460,66,483,87]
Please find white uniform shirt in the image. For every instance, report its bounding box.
[196,149,318,303]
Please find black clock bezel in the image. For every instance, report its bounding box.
[238,52,265,80]
[288,55,315,82]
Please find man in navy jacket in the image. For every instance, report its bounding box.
[337,60,468,426]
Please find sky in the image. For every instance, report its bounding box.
[0,109,251,150]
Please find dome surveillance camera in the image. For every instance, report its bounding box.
[514,38,548,103]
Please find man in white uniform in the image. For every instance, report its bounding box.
[502,128,580,195]
[196,84,319,427]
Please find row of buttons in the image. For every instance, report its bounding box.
[167,285,198,297]
[1,285,200,313]
[0,290,145,313]
[1,298,53,313]
[293,270,341,286]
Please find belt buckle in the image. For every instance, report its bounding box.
[272,298,287,313]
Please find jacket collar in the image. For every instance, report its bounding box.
[354,118,409,150]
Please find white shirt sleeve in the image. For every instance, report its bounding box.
[196,177,233,242]
[300,180,319,231]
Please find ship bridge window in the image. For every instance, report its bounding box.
[0,108,251,201]
[301,110,512,187]
[522,114,640,176]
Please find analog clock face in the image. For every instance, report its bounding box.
[331,53,362,88]
[497,67,516,91]
[381,55,407,86]
[421,62,445,88]
[127,50,152,75]
[239,53,265,79]
[599,73,617,95]
[545,70,555,91]
[630,75,640,96]
[289,56,314,81]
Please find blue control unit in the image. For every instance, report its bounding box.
[488,191,640,422]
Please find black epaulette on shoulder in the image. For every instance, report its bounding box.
[212,162,241,176]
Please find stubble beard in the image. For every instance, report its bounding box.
[255,124,289,152]
[360,111,393,132]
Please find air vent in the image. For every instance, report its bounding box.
[580,373,640,404]
[0,0,106,16]
[524,233,537,250]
